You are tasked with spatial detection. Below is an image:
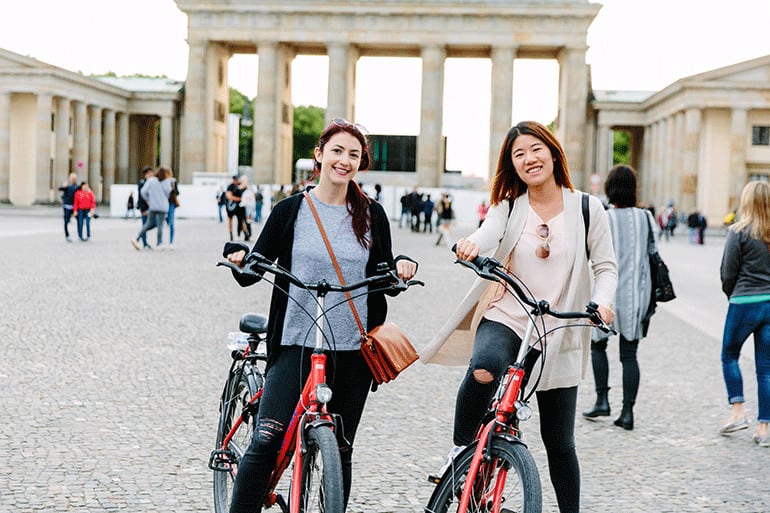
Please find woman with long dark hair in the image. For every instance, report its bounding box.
[422,120,617,513]
[224,118,419,511]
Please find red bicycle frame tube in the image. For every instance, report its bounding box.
[262,351,334,512]
[459,365,524,512]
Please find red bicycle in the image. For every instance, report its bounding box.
[425,251,614,513]
[212,252,421,512]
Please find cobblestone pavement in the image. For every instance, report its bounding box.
[0,207,766,513]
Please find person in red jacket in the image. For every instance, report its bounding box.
[73,181,96,241]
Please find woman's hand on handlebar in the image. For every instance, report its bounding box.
[227,249,247,267]
[396,258,417,281]
[596,304,615,326]
[454,238,480,262]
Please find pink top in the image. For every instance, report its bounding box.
[484,208,569,346]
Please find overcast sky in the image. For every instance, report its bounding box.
[1,0,769,176]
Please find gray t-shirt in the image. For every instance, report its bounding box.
[282,192,370,350]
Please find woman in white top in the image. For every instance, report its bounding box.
[421,120,617,513]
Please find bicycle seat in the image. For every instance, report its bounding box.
[239,313,268,334]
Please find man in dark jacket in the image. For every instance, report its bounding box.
[57,173,79,242]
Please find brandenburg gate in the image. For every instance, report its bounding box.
[174,0,600,187]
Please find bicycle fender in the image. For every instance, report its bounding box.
[300,418,336,455]
[491,432,529,449]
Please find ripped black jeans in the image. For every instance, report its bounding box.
[229,346,373,513]
[454,319,580,513]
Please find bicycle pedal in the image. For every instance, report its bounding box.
[208,449,236,471]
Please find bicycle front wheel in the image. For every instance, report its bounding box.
[298,425,344,513]
[212,362,263,513]
[426,437,542,513]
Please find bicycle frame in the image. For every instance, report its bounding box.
[259,293,340,512]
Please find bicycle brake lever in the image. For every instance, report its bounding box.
[455,258,497,281]
[407,279,425,287]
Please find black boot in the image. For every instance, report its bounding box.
[614,402,634,430]
[582,388,610,419]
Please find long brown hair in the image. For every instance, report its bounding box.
[732,180,770,243]
[312,120,372,248]
[489,121,574,206]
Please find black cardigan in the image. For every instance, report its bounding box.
[227,190,406,368]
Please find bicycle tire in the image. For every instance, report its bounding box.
[298,425,344,513]
[212,362,263,513]
[425,437,542,513]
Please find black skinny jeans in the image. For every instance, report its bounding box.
[590,335,640,405]
[454,319,581,513]
[229,346,372,513]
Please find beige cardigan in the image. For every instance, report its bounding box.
[420,188,618,391]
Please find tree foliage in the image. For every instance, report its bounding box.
[293,105,325,165]
[613,130,631,165]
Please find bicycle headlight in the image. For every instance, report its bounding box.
[315,384,333,404]
[515,401,533,421]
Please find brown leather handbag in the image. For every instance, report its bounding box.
[304,192,418,384]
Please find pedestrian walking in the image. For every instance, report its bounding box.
[421,120,617,513]
[166,167,180,250]
[422,194,435,233]
[125,192,136,219]
[434,193,454,247]
[58,172,79,242]
[477,200,489,227]
[718,180,770,447]
[131,166,171,250]
[73,181,96,241]
[253,186,264,223]
[136,166,155,249]
[216,187,226,223]
[225,175,243,241]
[583,165,655,431]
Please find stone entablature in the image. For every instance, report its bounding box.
[175,0,599,188]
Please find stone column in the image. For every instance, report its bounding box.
[326,43,358,123]
[54,97,71,190]
[88,106,102,194]
[102,109,116,203]
[180,39,209,183]
[557,46,589,188]
[488,46,515,180]
[595,123,612,179]
[72,101,88,175]
[36,94,52,203]
[117,112,129,183]
[728,108,748,210]
[0,92,9,202]
[417,45,446,187]
[253,42,279,185]
[160,115,174,168]
[682,108,701,212]
[640,125,653,201]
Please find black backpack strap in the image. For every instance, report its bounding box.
[582,193,590,258]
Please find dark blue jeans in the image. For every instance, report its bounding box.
[454,319,580,513]
[63,207,73,237]
[229,346,372,513]
[76,211,91,240]
[721,300,770,422]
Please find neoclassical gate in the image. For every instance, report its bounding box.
[175,0,599,187]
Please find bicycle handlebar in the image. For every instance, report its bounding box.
[450,244,615,334]
[218,251,424,295]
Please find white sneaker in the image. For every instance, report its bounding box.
[156,244,166,251]
[167,244,175,251]
[438,445,466,476]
